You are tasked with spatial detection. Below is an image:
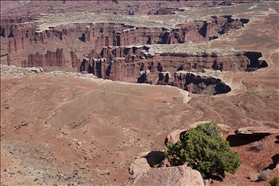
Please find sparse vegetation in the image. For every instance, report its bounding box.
[251,141,264,151]
[164,122,241,179]
[152,163,160,168]
[257,169,269,181]
[269,175,279,186]
[248,173,253,180]
[34,178,38,181]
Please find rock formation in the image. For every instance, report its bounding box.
[123,165,204,186]
[1,14,268,95]
[22,48,66,67]
[74,44,268,94]
[165,128,189,145]
[128,151,166,176]
[1,15,248,58]
[235,126,279,136]
[172,72,231,95]
[70,51,80,68]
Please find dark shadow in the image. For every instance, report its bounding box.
[177,65,183,71]
[145,151,165,167]
[226,135,266,147]
[87,65,94,74]
[264,154,279,170]
[223,15,234,23]
[208,175,223,181]
[79,33,85,42]
[214,82,231,95]
[209,36,218,40]
[157,63,163,72]
[79,59,87,72]
[137,73,147,83]
[276,135,279,144]
[159,32,169,44]
[245,52,268,71]
[198,21,207,37]
[240,18,249,24]
[105,64,111,78]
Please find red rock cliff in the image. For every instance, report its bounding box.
[22,48,66,67]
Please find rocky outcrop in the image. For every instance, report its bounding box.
[165,123,231,145]
[3,14,265,95]
[123,165,204,186]
[2,15,248,55]
[0,16,36,37]
[149,8,178,15]
[128,151,165,175]
[91,45,267,77]
[70,51,80,68]
[129,157,151,176]
[22,48,66,67]
[77,44,267,95]
[235,126,279,136]
[165,128,189,145]
[25,67,43,74]
[172,72,231,95]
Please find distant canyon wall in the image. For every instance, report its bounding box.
[1,15,247,55]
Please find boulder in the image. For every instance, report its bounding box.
[25,67,43,73]
[123,165,204,186]
[165,128,188,145]
[128,151,165,175]
[128,157,150,175]
[235,126,279,136]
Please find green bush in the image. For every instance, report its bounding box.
[164,122,241,179]
[269,175,279,186]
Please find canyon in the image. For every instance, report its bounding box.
[1,1,279,186]
[0,13,267,95]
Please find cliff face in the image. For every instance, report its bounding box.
[93,45,266,79]
[74,44,266,95]
[1,15,247,56]
[172,72,231,95]
[22,48,66,67]
[2,14,264,95]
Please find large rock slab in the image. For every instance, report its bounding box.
[128,157,151,176]
[128,151,165,175]
[235,126,279,136]
[123,165,204,186]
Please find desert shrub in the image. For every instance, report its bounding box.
[251,141,264,151]
[247,173,253,180]
[257,169,269,181]
[164,122,241,179]
[269,176,279,186]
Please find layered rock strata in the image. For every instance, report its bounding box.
[1,15,248,54]
[73,45,266,95]
[21,48,66,67]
